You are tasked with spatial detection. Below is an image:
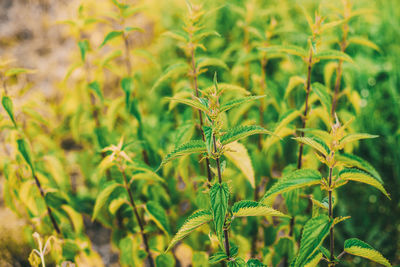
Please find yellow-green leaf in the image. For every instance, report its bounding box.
[224,142,255,188]
[231,200,288,218]
[344,238,391,267]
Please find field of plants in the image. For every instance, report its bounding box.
[0,0,399,266]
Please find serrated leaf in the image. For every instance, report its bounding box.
[297,128,332,145]
[17,139,35,173]
[203,126,213,156]
[151,63,189,91]
[314,50,353,63]
[293,137,330,157]
[335,153,381,182]
[260,169,322,204]
[231,200,288,218]
[220,96,265,113]
[166,209,212,252]
[2,96,17,127]
[204,83,250,95]
[221,125,272,145]
[338,168,390,198]
[100,31,123,47]
[209,251,228,264]
[303,248,323,267]
[285,76,305,98]
[339,133,378,148]
[167,97,209,114]
[344,238,391,267]
[92,182,122,221]
[78,40,90,61]
[210,182,229,247]
[197,57,228,71]
[312,82,332,114]
[259,45,307,58]
[348,37,380,51]
[146,201,171,235]
[224,142,255,188]
[159,140,207,168]
[292,215,333,267]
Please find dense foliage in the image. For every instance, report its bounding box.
[0,0,399,266]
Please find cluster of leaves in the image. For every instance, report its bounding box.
[0,0,397,266]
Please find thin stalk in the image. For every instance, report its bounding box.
[297,48,313,169]
[331,23,348,116]
[212,134,230,258]
[120,165,155,267]
[189,41,213,183]
[328,166,334,266]
[33,173,61,234]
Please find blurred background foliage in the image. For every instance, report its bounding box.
[0,0,399,266]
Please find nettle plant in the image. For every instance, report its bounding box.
[160,75,288,266]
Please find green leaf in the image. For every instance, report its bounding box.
[88,81,104,102]
[156,254,175,267]
[247,258,266,266]
[121,77,134,109]
[293,137,330,157]
[258,45,307,58]
[2,96,17,127]
[197,57,228,70]
[151,63,189,91]
[312,82,332,114]
[220,96,265,113]
[166,209,212,252]
[159,140,207,169]
[17,139,35,173]
[125,26,144,33]
[193,29,220,42]
[227,257,246,267]
[221,125,272,145]
[167,97,209,113]
[146,201,171,235]
[344,238,391,267]
[338,168,390,198]
[209,251,228,264]
[314,50,353,63]
[292,215,333,267]
[119,236,134,266]
[162,30,189,42]
[260,169,322,204]
[78,40,90,61]
[4,68,35,77]
[92,182,122,221]
[231,201,288,218]
[203,126,214,156]
[100,31,123,48]
[210,182,230,247]
[348,37,380,51]
[339,133,378,148]
[335,153,381,182]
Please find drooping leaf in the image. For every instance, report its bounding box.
[151,63,189,91]
[348,36,380,51]
[166,209,212,252]
[203,126,213,156]
[344,238,391,267]
[292,215,333,267]
[260,169,322,204]
[2,96,17,127]
[92,182,122,221]
[17,139,35,173]
[162,30,189,42]
[167,97,209,113]
[293,137,330,157]
[100,31,123,47]
[220,96,265,113]
[285,76,305,98]
[296,128,332,145]
[221,125,272,145]
[159,140,206,168]
[231,201,288,218]
[197,57,228,70]
[312,82,332,114]
[339,133,378,148]
[145,201,171,235]
[258,45,307,58]
[209,251,228,264]
[335,153,381,182]
[314,50,353,63]
[224,142,255,188]
[210,182,230,247]
[338,168,390,198]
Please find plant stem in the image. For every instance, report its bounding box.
[212,134,230,258]
[120,165,155,267]
[328,165,334,266]
[297,48,313,170]
[189,42,213,183]
[33,173,60,234]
